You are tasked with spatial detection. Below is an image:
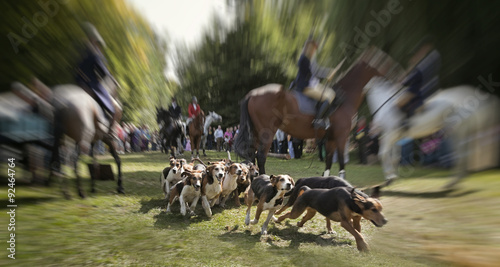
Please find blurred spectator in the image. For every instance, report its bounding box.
[287,135,295,159]
[132,125,142,152]
[141,125,150,151]
[151,130,159,151]
[207,126,214,150]
[115,123,125,154]
[215,125,224,152]
[224,127,233,152]
[355,117,368,164]
[276,129,287,154]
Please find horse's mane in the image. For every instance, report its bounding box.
[334,46,405,85]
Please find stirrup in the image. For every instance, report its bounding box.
[312,118,330,130]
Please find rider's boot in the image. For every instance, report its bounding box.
[312,100,330,129]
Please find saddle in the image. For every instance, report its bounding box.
[290,89,344,117]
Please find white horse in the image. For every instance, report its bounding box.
[201,111,222,156]
[364,76,500,186]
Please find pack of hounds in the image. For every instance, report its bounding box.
[160,157,388,252]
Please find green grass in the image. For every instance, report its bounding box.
[1,150,499,266]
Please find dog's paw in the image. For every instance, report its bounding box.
[272,216,279,223]
[250,219,258,225]
[297,221,304,227]
[189,211,196,216]
[261,230,268,235]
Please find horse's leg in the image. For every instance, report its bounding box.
[103,135,124,194]
[73,143,85,198]
[378,134,399,181]
[89,142,99,193]
[48,111,72,199]
[335,134,349,179]
[202,136,207,156]
[256,140,273,175]
[323,140,337,177]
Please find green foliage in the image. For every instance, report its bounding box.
[0,0,173,127]
[176,0,500,128]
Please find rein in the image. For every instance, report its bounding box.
[370,85,406,117]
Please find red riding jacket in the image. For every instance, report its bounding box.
[188,103,201,118]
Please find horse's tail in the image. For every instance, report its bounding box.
[235,97,255,160]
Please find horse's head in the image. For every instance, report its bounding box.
[207,111,222,125]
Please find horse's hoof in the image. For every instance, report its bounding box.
[78,191,86,199]
[117,187,125,194]
[203,154,207,157]
[91,188,96,193]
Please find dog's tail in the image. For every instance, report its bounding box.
[234,97,255,161]
[298,185,311,197]
[192,158,208,167]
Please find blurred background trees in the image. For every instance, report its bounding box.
[0,0,172,126]
[2,0,499,127]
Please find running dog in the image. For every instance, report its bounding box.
[232,162,259,206]
[166,170,203,216]
[200,162,226,217]
[276,186,387,252]
[160,158,186,199]
[219,163,243,207]
[276,176,354,215]
[245,174,294,235]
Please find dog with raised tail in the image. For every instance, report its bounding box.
[276,186,387,252]
[244,174,294,235]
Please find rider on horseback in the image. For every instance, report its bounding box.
[396,36,441,124]
[75,22,116,121]
[292,37,342,129]
[186,96,202,135]
[168,96,182,119]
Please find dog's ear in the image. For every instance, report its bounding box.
[370,186,381,199]
[288,175,295,186]
[351,188,367,207]
[270,175,278,186]
[181,171,190,180]
[207,165,215,177]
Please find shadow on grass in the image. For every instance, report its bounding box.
[0,195,59,209]
[381,188,478,199]
[152,208,215,230]
[138,195,231,215]
[218,221,353,250]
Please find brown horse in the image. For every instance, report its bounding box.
[235,51,385,177]
[189,110,205,159]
